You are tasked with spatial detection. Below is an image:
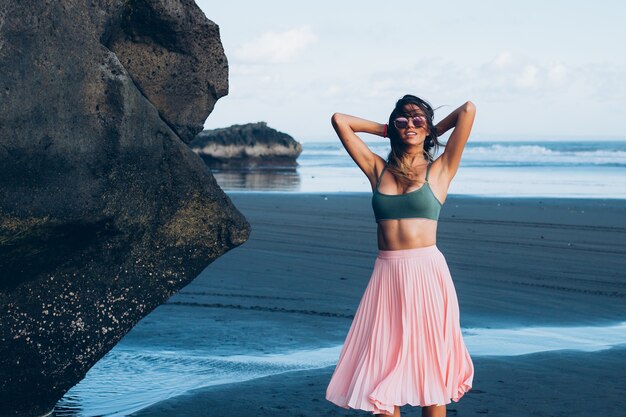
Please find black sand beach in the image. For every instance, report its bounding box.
[131,193,626,416]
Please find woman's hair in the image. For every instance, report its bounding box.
[386,94,444,187]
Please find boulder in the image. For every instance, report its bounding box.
[190,122,303,168]
[0,1,250,416]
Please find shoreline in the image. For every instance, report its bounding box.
[132,345,626,417]
[223,189,626,202]
[61,192,626,416]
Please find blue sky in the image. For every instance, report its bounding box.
[196,1,626,141]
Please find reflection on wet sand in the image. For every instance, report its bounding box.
[211,167,301,191]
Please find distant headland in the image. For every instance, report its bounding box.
[190,122,303,168]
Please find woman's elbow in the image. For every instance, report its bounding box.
[331,112,346,128]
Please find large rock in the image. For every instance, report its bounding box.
[0,1,250,416]
[190,122,303,168]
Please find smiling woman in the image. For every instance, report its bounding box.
[325,95,477,417]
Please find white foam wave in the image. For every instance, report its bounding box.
[464,144,626,165]
[55,321,626,416]
[54,347,341,417]
[301,142,626,166]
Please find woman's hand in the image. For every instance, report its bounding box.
[434,101,475,137]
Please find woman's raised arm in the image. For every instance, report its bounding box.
[331,113,386,184]
[435,101,476,179]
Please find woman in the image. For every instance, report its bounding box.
[325,95,476,417]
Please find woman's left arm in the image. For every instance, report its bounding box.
[436,101,476,179]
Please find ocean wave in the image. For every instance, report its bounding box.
[53,321,626,416]
[464,144,626,165]
[302,146,391,157]
[301,142,626,166]
[53,346,340,417]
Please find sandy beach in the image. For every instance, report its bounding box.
[129,193,626,416]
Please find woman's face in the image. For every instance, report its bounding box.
[394,103,428,145]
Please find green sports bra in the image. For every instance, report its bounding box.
[371,163,443,222]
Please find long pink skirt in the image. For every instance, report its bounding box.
[325,244,474,415]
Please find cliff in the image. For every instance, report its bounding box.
[0,1,250,415]
[190,122,303,167]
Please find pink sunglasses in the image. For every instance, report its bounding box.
[393,116,426,129]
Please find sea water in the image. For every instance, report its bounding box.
[54,321,626,416]
[212,139,626,198]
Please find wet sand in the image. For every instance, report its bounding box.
[133,346,626,417]
[131,193,626,416]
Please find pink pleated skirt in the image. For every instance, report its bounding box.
[325,244,474,415]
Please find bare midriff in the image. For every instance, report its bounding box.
[376,218,438,250]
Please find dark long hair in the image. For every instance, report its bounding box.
[386,95,444,186]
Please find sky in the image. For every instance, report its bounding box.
[195,0,626,141]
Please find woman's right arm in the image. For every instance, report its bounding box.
[331,113,386,183]
[434,101,476,180]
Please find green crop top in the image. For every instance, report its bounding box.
[371,163,443,222]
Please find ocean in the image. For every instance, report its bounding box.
[213,140,626,198]
[54,318,626,416]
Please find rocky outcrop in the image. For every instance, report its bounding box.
[0,1,249,416]
[190,122,303,167]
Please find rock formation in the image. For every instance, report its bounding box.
[0,1,250,416]
[190,122,303,168]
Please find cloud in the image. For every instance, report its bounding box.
[489,53,565,91]
[234,26,318,64]
[490,51,513,69]
[322,84,342,97]
[515,65,539,89]
[547,63,568,84]
[326,54,625,108]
